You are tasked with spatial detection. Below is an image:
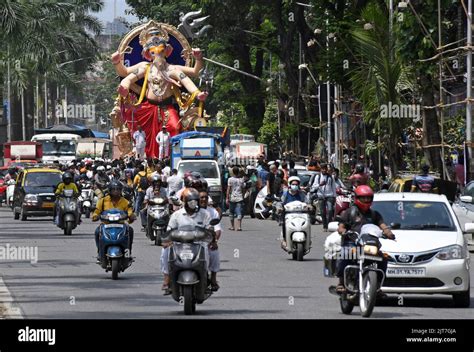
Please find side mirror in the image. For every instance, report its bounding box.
[328,221,339,232]
[464,223,474,234]
[209,218,220,226]
[460,195,473,204]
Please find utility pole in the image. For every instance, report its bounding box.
[438,0,447,179]
[6,46,11,141]
[44,74,48,128]
[467,0,473,182]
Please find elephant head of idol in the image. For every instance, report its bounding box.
[139,21,174,63]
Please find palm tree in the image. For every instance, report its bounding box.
[0,0,104,140]
[349,1,415,176]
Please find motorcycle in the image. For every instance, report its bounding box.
[275,200,312,261]
[79,183,93,218]
[165,218,220,315]
[56,189,80,236]
[96,209,133,280]
[6,179,16,209]
[327,223,388,318]
[146,196,169,246]
[334,188,352,219]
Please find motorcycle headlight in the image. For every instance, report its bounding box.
[435,245,465,260]
[363,245,379,256]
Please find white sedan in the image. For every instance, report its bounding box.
[371,193,472,307]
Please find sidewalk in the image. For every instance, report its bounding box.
[0,277,23,319]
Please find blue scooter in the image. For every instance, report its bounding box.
[97,209,133,280]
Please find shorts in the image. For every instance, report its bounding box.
[229,201,243,220]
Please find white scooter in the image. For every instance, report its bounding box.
[276,200,312,261]
[6,179,16,208]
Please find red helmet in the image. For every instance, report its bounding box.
[354,185,374,213]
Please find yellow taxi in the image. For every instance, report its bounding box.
[12,166,63,220]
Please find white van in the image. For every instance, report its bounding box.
[177,159,222,205]
[31,133,81,164]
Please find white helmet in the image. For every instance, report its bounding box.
[96,166,105,172]
[106,165,112,170]
[288,176,301,184]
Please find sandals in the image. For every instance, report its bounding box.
[161,284,172,296]
[211,283,220,292]
[228,227,235,231]
[236,228,242,231]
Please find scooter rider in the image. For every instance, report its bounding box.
[411,164,438,193]
[92,181,136,263]
[349,163,369,188]
[94,165,109,191]
[335,185,395,293]
[161,188,213,295]
[54,172,79,224]
[4,167,18,182]
[140,176,168,231]
[279,176,310,250]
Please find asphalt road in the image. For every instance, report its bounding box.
[0,206,473,319]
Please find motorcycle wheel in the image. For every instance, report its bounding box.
[85,208,90,219]
[111,258,120,280]
[183,285,195,315]
[296,243,304,261]
[64,221,73,236]
[340,295,354,315]
[360,271,378,318]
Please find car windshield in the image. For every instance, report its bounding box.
[178,162,219,178]
[372,200,456,231]
[24,172,62,188]
[41,140,76,155]
[464,182,474,198]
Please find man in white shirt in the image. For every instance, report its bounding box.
[155,126,170,160]
[133,125,146,160]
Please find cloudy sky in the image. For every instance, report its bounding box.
[94,0,139,24]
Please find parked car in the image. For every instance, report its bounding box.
[12,167,62,221]
[371,192,472,307]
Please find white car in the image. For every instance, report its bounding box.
[370,193,472,307]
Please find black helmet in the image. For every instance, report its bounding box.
[182,187,200,213]
[421,164,430,173]
[276,169,284,179]
[62,172,73,183]
[355,163,364,173]
[108,180,123,194]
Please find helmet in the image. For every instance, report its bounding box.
[96,166,105,172]
[355,163,365,173]
[182,187,200,213]
[151,174,162,186]
[288,176,301,184]
[106,165,112,170]
[62,172,73,183]
[184,175,194,188]
[276,169,284,179]
[354,185,374,213]
[108,180,123,195]
[421,164,430,173]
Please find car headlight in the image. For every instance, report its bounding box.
[435,245,465,260]
[24,194,38,202]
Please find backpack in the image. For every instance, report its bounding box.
[139,173,149,190]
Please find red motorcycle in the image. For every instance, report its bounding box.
[334,188,353,219]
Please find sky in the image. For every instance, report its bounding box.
[94,0,139,24]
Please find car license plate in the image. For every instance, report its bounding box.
[387,267,426,277]
[42,202,54,208]
[179,251,193,260]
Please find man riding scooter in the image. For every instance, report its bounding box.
[54,172,79,225]
[278,176,310,250]
[161,188,214,295]
[92,181,136,263]
[335,185,396,293]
